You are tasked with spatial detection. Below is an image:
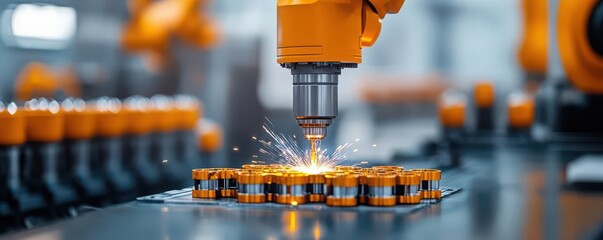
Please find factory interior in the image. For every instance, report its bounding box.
[0,0,603,239]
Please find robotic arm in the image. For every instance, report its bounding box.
[277,0,405,141]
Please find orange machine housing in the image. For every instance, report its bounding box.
[439,97,466,129]
[0,105,26,145]
[474,81,495,108]
[558,0,603,94]
[508,94,535,129]
[25,106,65,143]
[63,108,96,140]
[518,0,548,75]
[125,105,154,135]
[277,0,404,64]
[95,108,128,138]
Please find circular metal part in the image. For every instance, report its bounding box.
[335,166,361,172]
[192,168,239,198]
[366,173,397,207]
[215,168,238,179]
[396,172,421,186]
[275,195,307,205]
[410,169,442,200]
[192,169,220,199]
[268,164,286,169]
[242,164,268,170]
[328,173,359,188]
[358,173,368,204]
[396,172,422,204]
[192,168,216,180]
[398,194,422,204]
[410,169,442,181]
[215,169,238,198]
[307,174,326,203]
[308,194,325,203]
[326,196,358,207]
[237,171,265,185]
[371,166,404,173]
[420,190,442,199]
[275,173,308,204]
[237,194,266,204]
[264,172,279,202]
[237,172,266,203]
[325,173,359,207]
[192,189,217,199]
[275,173,309,185]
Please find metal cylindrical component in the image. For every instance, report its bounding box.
[366,173,397,207]
[216,169,238,198]
[307,174,326,202]
[192,168,218,199]
[335,166,361,172]
[410,169,442,199]
[263,171,279,202]
[292,65,339,140]
[292,73,338,118]
[358,173,368,204]
[237,172,266,203]
[242,164,268,171]
[396,172,422,204]
[371,166,404,173]
[275,173,308,204]
[326,173,358,207]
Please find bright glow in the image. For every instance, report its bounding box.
[258,119,354,174]
[24,98,39,110]
[292,164,333,175]
[96,97,122,113]
[0,102,17,115]
[2,102,17,115]
[11,4,76,41]
[48,100,60,114]
[62,98,86,112]
[125,96,151,111]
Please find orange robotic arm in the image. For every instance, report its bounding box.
[277,0,404,64]
[277,0,404,140]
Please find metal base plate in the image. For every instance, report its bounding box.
[137,187,462,213]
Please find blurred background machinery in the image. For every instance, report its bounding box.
[0,0,603,239]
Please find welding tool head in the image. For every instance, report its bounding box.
[283,62,356,140]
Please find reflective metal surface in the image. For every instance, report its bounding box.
[293,73,337,139]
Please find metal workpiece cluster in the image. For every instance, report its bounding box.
[0,95,202,221]
[191,165,442,207]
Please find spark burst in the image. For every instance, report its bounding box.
[256,119,354,174]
